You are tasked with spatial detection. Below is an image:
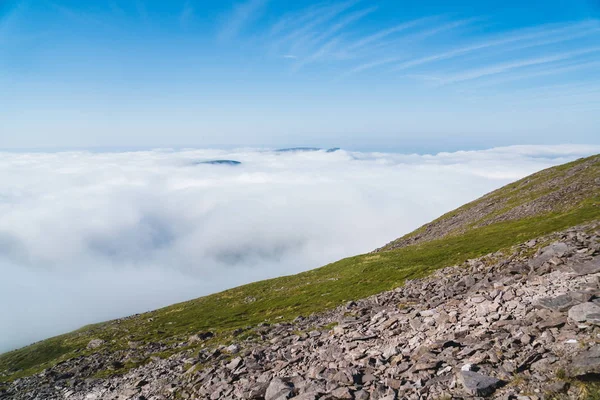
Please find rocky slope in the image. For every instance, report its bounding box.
[376,155,600,252]
[4,222,600,400]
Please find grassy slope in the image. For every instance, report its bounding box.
[379,154,600,251]
[1,155,600,382]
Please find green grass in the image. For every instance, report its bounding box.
[1,155,599,384]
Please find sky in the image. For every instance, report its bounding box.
[0,144,598,352]
[1,1,600,353]
[1,0,599,150]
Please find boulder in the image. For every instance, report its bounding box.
[568,302,600,323]
[266,378,294,400]
[571,258,600,275]
[330,387,353,399]
[569,347,600,378]
[458,371,504,396]
[537,294,578,312]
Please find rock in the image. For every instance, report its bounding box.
[537,294,579,312]
[413,358,441,371]
[568,347,600,377]
[290,394,318,400]
[354,390,370,400]
[330,387,353,399]
[538,315,567,329]
[571,258,600,275]
[545,381,569,394]
[351,335,377,341]
[226,344,240,353]
[189,331,214,342]
[529,242,570,268]
[226,357,243,370]
[245,382,269,399]
[458,371,504,396]
[266,378,294,400]
[134,379,149,388]
[461,364,475,371]
[568,302,600,323]
[86,339,105,350]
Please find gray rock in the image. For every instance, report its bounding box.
[571,258,600,275]
[569,347,600,377]
[244,382,269,399]
[529,242,570,268]
[545,381,569,394]
[458,371,504,396]
[266,378,294,400]
[568,302,600,323]
[226,357,242,370]
[226,344,240,353]
[290,394,318,400]
[537,294,578,312]
[354,390,370,400]
[330,387,353,399]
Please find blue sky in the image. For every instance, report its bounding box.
[1,0,599,151]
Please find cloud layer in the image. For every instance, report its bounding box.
[1,145,599,352]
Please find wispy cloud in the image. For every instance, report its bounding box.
[437,47,600,84]
[390,21,599,72]
[345,16,436,52]
[108,1,126,18]
[0,0,26,39]
[465,59,600,89]
[218,0,269,41]
[292,37,342,71]
[268,0,359,55]
[340,18,476,77]
[50,2,115,30]
[135,0,149,24]
[211,0,600,102]
[306,6,378,47]
[180,0,194,29]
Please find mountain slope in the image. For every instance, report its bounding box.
[1,154,599,385]
[376,154,600,252]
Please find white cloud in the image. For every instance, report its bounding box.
[218,0,269,41]
[0,145,599,352]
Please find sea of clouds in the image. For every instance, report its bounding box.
[1,144,599,352]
